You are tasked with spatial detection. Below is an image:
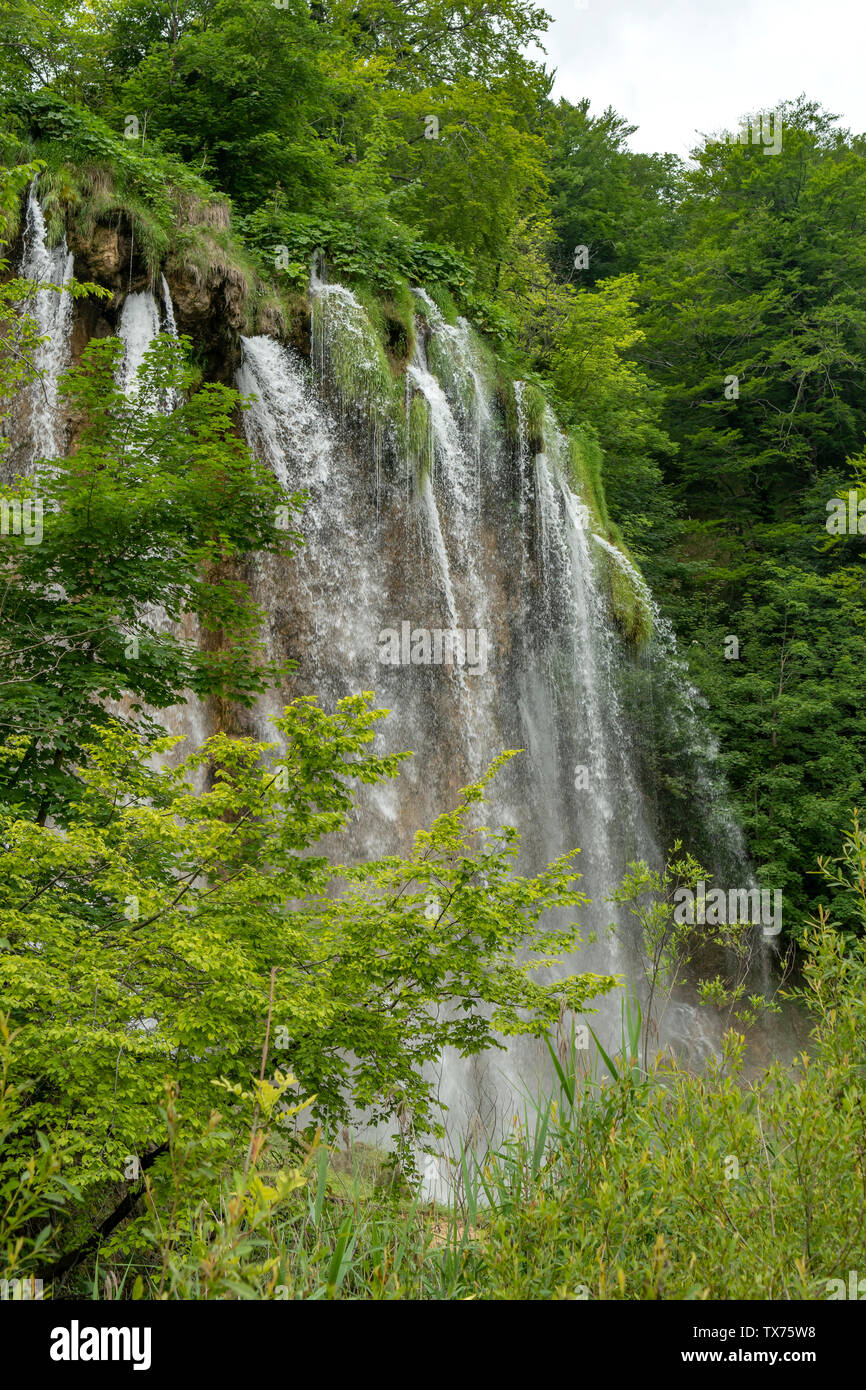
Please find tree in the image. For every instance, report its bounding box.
[1,332,303,825]
[0,707,615,1264]
[550,273,676,551]
[631,100,866,930]
[547,97,682,286]
[110,0,337,208]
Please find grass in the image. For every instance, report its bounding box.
[355,279,416,373]
[407,391,433,485]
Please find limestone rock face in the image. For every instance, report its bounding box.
[59,207,249,379]
[165,262,246,380]
[68,223,133,289]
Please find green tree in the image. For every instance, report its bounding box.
[110,0,337,208]
[631,99,866,928]
[1,333,302,824]
[547,97,682,286]
[0,711,614,1267]
[550,273,676,551]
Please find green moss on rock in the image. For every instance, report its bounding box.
[408,391,433,484]
[312,282,399,433]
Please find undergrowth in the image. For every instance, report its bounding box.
[4,907,864,1301]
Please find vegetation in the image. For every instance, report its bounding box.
[4,835,863,1300]
[0,173,615,1291]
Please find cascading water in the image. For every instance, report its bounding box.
[15,182,75,469]
[110,278,209,754]
[6,213,782,1191]
[117,291,164,395]
[160,274,178,337]
[230,275,759,1191]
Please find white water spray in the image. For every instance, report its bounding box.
[17,182,75,467]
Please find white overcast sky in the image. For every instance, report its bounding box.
[537,0,865,157]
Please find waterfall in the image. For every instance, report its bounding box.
[111,280,207,753]
[6,221,768,1190]
[160,274,178,336]
[116,291,163,395]
[309,276,391,519]
[234,279,710,1191]
[114,282,181,414]
[236,332,387,687]
[231,271,783,1190]
[16,181,75,469]
[417,473,461,639]
[405,328,488,718]
[591,526,748,881]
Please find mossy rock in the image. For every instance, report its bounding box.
[312,283,397,419]
[566,427,609,534]
[355,279,416,375]
[607,556,654,647]
[520,380,547,454]
[408,390,433,484]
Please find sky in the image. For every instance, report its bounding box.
[536,0,865,157]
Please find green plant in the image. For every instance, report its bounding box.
[611,845,781,1072]
[0,1016,77,1293]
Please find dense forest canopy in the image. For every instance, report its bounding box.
[4,0,849,931]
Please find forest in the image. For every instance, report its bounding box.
[0,0,865,1313]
